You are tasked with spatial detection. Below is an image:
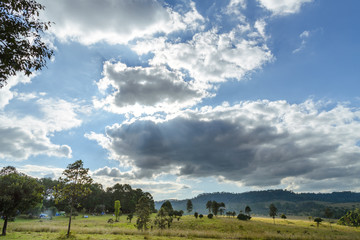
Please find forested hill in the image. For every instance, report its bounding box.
[155,190,360,218]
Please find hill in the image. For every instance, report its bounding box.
[155,189,360,218]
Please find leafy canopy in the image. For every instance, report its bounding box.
[0,166,43,236]
[0,0,54,88]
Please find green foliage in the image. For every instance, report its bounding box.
[154,207,173,229]
[314,217,323,227]
[114,200,121,221]
[186,200,193,213]
[161,200,173,215]
[135,196,152,231]
[237,213,251,221]
[269,203,277,224]
[338,209,360,227]
[0,0,54,87]
[281,213,287,219]
[245,205,251,216]
[127,213,134,223]
[207,213,214,219]
[54,160,93,237]
[0,166,44,236]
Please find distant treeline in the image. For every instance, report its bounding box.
[156,189,360,219]
[40,178,155,215]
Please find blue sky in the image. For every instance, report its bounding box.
[1,0,360,200]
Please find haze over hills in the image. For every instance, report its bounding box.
[155,190,360,218]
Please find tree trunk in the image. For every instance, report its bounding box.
[67,206,73,237]
[1,216,8,236]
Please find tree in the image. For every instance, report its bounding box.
[314,217,323,227]
[338,209,360,227]
[154,207,173,229]
[206,200,212,213]
[135,196,152,231]
[245,205,252,217]
[54,160,93,238]
[211,201,225,216]
[0,166,43,236]
[0,0,54,88]
[194,212,198,218]
[281,214,287,219]
[186,200,193,213]
[237,213,251,221]
[127,213,133,223]
[269,203,277,224]
[161,200,173,215]
[114,200,121,222]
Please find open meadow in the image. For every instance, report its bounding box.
[2,214,360,240]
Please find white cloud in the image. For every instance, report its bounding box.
[94,61,207,116]
[0,73,34,109]
[257,0,312,16]
[147,27,273,86]
[0,98,82,160]
[87,100,360,191]
[39,0,204,45]
[293,30,311,53]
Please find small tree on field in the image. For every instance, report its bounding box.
[54,160,93,238]
[281,214,287,219]
[314,217,323,227]
[206,200,212,213]
[127,213,133,223]
[245,205,252,217]
[194,212,199,218]
[186,199,193,213]
[154,207,173,229]
[135,196,151,231]
[114,200,121,222]
[269,203,277,224]
[208,213,214,219]
[199,214,203,219]
[0,166,43,236]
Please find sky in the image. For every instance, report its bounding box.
[1,0,360,200]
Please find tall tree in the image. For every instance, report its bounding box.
[161,200,173,215]
[135,196,151,231]
[114,200,121,222]
[245,205,252,217]
[0,166,43,236]
[269,203,278,224]
[186,200,193,213]
[0,0,54,88]
[54,160,93,237]
[206,200,212,213]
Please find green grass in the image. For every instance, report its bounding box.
[2,214,360,239]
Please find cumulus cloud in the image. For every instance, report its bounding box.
[0,73,34,109]
[39,0,204,45]
[0,98,82,160]
[87,100,360,190]
[94,61,207,116]
[142,28,273,86]
[257,0,312,16]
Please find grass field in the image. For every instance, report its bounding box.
[2,214,360,239]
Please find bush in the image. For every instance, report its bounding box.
[207,213,213,219]
[237,213,251,221]
[194,212,198,218]
[199,214,203,219]
[338,209,360,227]
[281,214,287,219]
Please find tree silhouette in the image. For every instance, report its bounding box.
[245,205,252,217]
[0,166,43,236]
[186,199,193,213]
[54,160,93,237]
[269,203,278,224]
[0,0,54,88]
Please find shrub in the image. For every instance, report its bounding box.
[338,209,360,227]
[281,214,287,219]
[207,213,213,219]
[237,213,251,221]
[194,212,198,218]
[199,214,203,219]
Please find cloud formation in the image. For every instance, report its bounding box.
[87,100,360,190]
[257,0,312,16]
[94,62,207,115]
[39,0,203,45]
[0,98,82,160]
